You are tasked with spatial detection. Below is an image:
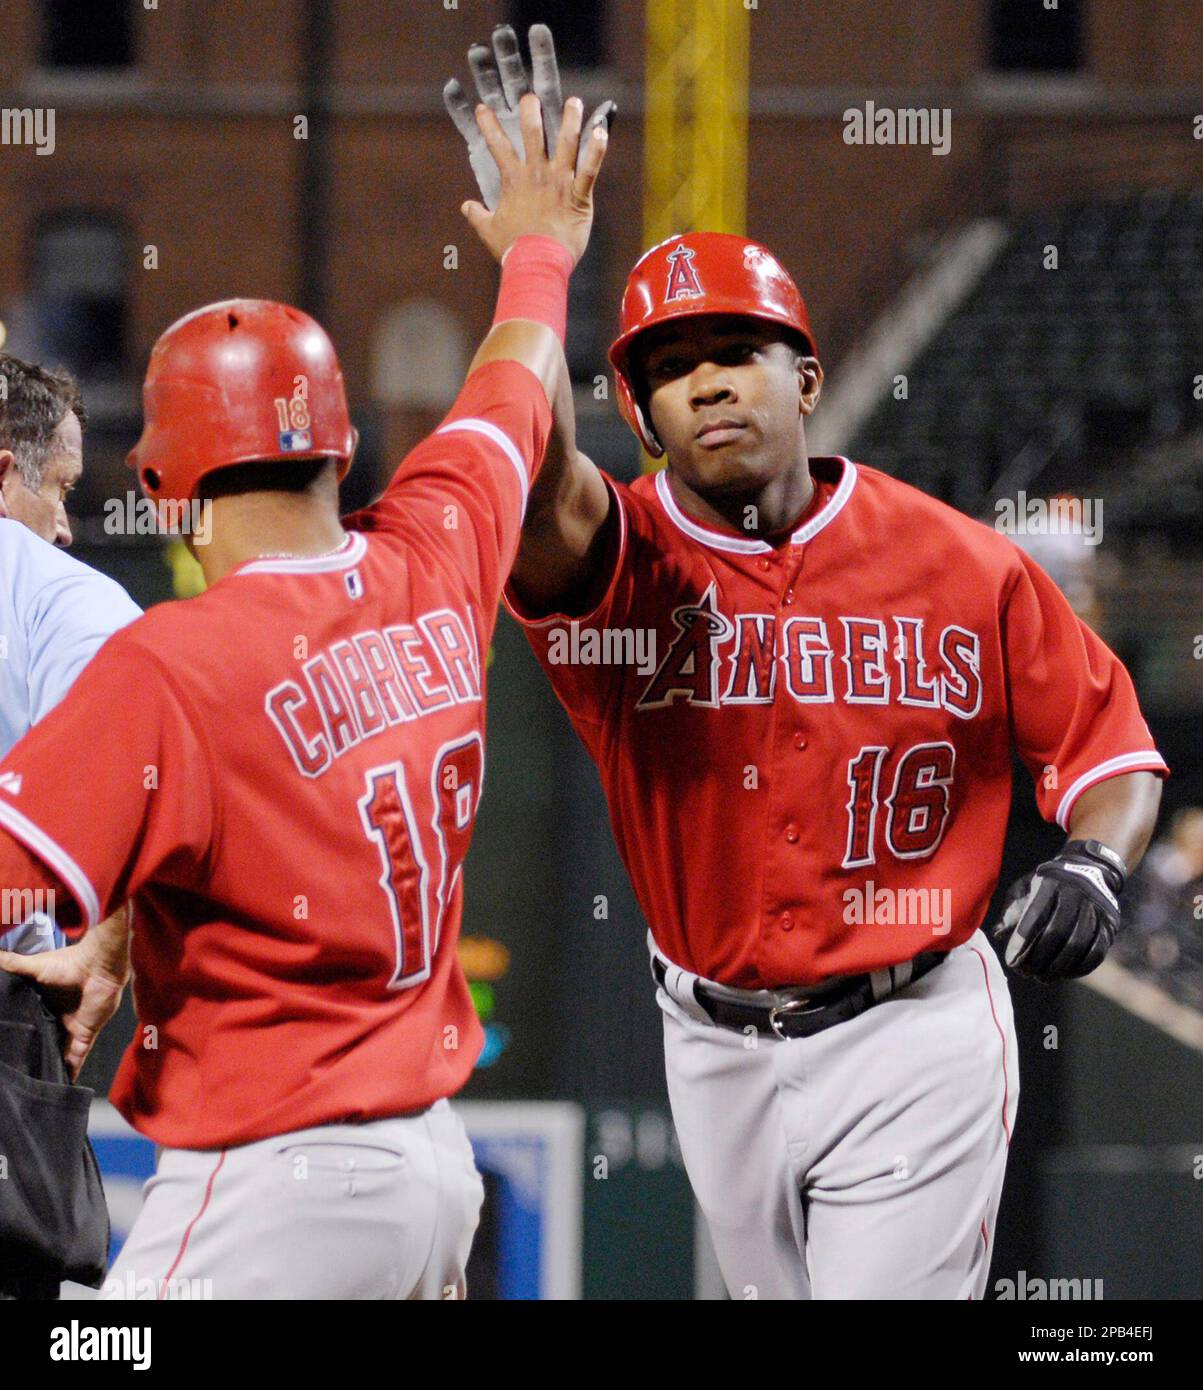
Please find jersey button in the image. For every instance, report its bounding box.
[793,734,807,751]
[784,824,799,843]
[757,557,771,572]
[783,590,795,605]
[781,912,794,932]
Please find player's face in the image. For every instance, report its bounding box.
[0,410,82,546]
[637,316,821,495]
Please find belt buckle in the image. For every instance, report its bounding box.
[768,994,816,1039]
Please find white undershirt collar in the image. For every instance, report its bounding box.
[234,531,367,576]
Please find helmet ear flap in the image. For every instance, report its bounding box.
[631,392,664,458]
[614,367,664,458]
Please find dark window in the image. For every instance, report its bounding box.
[30,215,128,380]
[41,0,134,70]
[508,1,605,68]
[988,0,1083,73]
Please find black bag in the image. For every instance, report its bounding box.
[0,969,110,1298]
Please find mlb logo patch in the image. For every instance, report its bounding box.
[279,429,313,452]
[346,570,364,600]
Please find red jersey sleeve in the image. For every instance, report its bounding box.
[502,473,637,727]
[0,632,216,933]
[0,837,64,922]
[1001,547,1168,830]
[345,359,552,615]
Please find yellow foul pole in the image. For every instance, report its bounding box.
[643,0,750,246]
[640,0,750,470]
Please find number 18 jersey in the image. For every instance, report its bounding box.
[0,360,550,1149]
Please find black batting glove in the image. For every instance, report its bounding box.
[993,839,1128,981]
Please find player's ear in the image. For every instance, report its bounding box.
[798,355,823,417]
[0,450,14,517]
[346,427,360,472]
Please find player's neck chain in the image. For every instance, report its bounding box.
[249,540,349,562]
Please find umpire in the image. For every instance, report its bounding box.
[0,355,140,1297]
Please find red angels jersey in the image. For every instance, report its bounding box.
[505,455,1168,989]
[0,360,550,1149]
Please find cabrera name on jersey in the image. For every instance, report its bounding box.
[266,606,481,778]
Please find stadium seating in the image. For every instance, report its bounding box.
[851,189,1203,528]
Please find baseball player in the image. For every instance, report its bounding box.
[0,355,140,958]
[524,233,1165,1299]
[540,237,1164,1301]
[0,93,608,1299]
[449,45,1165,1297]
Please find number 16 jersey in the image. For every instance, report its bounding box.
[504,456,1167,989]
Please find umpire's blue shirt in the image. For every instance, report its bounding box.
[0,518,141,951]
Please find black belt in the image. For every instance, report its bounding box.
[652,950,949,1040]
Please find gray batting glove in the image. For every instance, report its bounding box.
[443,22,616,212]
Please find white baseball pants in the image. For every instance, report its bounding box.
[100,1098,484,1300]
[657,930,1019,1300]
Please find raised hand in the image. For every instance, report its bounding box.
[459,89,608,268]
[444,23,616,213]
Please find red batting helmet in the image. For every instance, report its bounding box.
[128,299,356,505]
[607,232,818,457]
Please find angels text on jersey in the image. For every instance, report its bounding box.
[564,584,982,717]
